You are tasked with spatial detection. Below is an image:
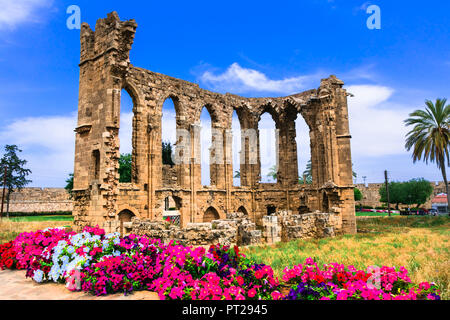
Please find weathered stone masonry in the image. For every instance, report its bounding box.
[72,12,357,236]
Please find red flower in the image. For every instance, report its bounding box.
[5,259,13,269]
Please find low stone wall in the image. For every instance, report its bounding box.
[132,219,239,246]
[131,212,263,246]
[277,211,342,241]
[1,188,73,213]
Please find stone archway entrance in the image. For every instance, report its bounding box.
[322,192,329,213]
[237,206,249,216]
[267,205,276,215]
[203,207,220,223]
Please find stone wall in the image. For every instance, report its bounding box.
[277,210,341,241]
[0,188,72,213]
[73,12,356,235]
[356,181,447,209]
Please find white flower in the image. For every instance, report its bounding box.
[32,270,44,283]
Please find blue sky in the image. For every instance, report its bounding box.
[0,0,449,187]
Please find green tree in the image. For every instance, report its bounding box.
[65,173,74,199]
[0,145,32,216]
[379,179,433,209]
[403,178,434,208]
[162,141,175,166]
[354,187,363,202]
[299,160,312,184]
[118,153,132,183]
[234,170,240,178]
[379,181,407,210]
[404,98,450,214]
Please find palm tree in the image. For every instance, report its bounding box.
[404,98,450,214]
[267,165,277,181]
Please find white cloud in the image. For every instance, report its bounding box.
[347,84,411,157]
[0,113,77,187]
[199,63,321,95]
[0,0,53,30]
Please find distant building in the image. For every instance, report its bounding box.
[431,194,448,215]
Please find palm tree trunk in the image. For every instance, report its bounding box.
[6,189,10,218]
[440,160,450,215]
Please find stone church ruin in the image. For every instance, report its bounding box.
[73,12,356,244]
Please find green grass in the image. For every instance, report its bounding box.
[242,216,450,299]
[356,211,400,217]
[1,215,74,222]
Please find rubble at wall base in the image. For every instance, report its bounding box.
[129,211,341,247]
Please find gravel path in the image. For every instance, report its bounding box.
[0,270,159,300]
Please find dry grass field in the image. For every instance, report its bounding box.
[243,216,450,299]
[0,218,73,244]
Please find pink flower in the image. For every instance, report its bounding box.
[236,276,244,286]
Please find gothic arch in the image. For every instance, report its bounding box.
[203,206,220,222]
[237,206,249,216]
[122,79,143,113]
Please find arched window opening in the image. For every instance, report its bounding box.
[237,206,248,216]
[203,206,220,222]
[200,106,212,186]
[118,209,135,235]
[259,113,277,183]
[267,205,276,216]
[296,116,311,185]
[232,110,241,186]
[163,195,181,226]
[119,89,133,183]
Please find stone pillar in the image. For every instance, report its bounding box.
[262,215,281,244]
[73,12,138,231]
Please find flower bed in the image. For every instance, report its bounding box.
[0,227,441,300]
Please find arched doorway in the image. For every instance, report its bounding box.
[267,205,276,216]
[163,195,182,226]
[203,207,220,222]
[118,209,135,235]
[322,192,329,213]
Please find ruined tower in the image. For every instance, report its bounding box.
[73,12,357,235]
